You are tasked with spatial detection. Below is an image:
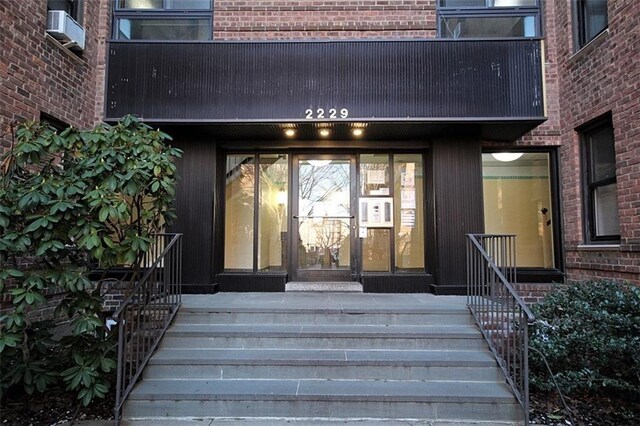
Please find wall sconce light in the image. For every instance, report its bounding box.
[318,128,330,138]
[352,128,364,137]
[492,152,524,162]
[284,128,296,138]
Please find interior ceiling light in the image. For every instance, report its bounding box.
[352,128,364,137]
[308,159,332,167]
[492,152,524,162]
[284,128,296,137]
[319,128,330,137]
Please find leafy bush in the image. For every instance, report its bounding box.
[0,116,181,406]
[529,280,640,396]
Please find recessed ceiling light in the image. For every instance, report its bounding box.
[284,128,296,137]
[319,128,330,137]
[352,128,364,137]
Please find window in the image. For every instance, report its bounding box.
[581,116,619,243]
[482,152,556,268]
[48,0,83,25]
[113,0,212,40]
[224,154,289,272]
[438,0,540,39]
[573,0,608,50]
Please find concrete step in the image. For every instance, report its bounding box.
[124,379,522,421]
[160,324,486,350]
[124,293,522,423]
[143,348,503,381]
[285,282,363,292]
[173,310,475,326]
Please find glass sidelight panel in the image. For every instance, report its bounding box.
[258,154,288,271]
[482,152,555,268]
[360,154,390,196]
[297,159,351,272]
[362,228,391,272]
[394,154,425,271]
[224,155,255,270]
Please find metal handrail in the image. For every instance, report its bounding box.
[466,234,535,426]
[111,233,183,424]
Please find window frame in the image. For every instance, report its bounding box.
[112,0,213,41]
[580,114,620,244]
[48,0,84,25]
[437,0,541,39]
[572,0,608,51]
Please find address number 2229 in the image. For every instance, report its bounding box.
[305,108,349,119]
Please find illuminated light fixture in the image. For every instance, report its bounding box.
[284,128,296,138]
[308,159,332,167]
[352,128,364,137]
[492,152,524,162]
[276,187,287,205]
[318,128,330,138]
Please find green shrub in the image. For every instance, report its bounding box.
[529,280,640,396]
[0,116,181,406]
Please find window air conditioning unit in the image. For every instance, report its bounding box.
[46,10,85,51]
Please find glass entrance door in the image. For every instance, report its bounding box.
[292,156,355,281]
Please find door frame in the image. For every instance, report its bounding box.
[289,153,357,282]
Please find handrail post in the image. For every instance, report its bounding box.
[112,233,183,423]
[466,233,534,426]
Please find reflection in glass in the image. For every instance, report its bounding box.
[363,229,391,272]
[440,0,537,6]
[588,126,616,182]
[594,184,619,237]
[116,18,210,40]
[440,15,537,38]
[258,154,288,271]
[360,154,390,196]
[120,0,211,9]
[224,155,255,270]
[482,152,554,268]
[297,159,351,271]
[394,154,425,271]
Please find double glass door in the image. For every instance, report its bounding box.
[292,155,356,281]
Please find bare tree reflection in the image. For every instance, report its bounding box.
[298,160,350,270]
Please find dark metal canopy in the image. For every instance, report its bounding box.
[105,39,546,141]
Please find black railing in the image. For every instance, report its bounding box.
[111,233,183,424]
[466,234,535,425]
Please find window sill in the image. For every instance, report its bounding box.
[575,244,620,252]
[45,33,85,65]
[569,28,609,61]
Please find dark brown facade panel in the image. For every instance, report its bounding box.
[218,274,287,292]
[431,139,484,288]
[361,273,433,293]
[105,40,544,124]
[169,140,217,284]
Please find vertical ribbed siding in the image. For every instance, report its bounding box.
[106,39,544,122]
[168,140,217,285]
[431,139,484,287]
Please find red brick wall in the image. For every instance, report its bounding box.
[0,0,111,155]
[550,0,640,284]
[213,1,437,40]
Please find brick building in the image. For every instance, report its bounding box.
[0,0,110,146]
[1,0,638,298]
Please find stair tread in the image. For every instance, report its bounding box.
[149,348,497,366]
[166,324,481,338]
[179,307,469,314]
[128,379,517,403]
